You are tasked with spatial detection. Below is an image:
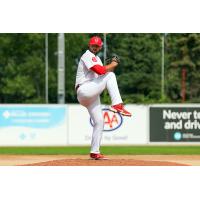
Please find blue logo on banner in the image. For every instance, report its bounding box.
[19,133,26,140]
[174,132,182,141]
[0,106,66,129]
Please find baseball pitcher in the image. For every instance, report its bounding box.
[75,36,131,160]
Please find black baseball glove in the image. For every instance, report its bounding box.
[106,54,120,64]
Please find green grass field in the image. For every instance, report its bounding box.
[0,146,200,155]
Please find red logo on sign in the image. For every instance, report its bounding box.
[90,108,123,131]
[92,57,97,62]
[104,111,119,128]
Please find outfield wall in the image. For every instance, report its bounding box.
[0,104,200,146]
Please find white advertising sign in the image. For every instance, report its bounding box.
[0,105,68,146]
[68,104,148,145]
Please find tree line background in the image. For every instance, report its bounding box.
[0,33,200,104]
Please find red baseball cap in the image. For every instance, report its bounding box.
[89,36,103,47]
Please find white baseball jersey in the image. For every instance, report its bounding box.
[75,50,103,88]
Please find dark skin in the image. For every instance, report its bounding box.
[89,44,118,72]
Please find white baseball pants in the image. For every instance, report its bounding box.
[77,72,122,153]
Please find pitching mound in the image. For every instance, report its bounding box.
[23,158,189,166]
[1,155,197,166]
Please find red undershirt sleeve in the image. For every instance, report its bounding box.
[90,64,106,75]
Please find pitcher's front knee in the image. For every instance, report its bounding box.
[107,72,115,78]
[106,72,117,81]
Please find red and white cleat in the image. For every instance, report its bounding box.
[110,103,132,117]
[90,153,108,160]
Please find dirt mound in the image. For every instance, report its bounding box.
[23,158,189,166]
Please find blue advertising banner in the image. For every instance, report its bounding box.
[0,106,65,128]
[0,105,68,146]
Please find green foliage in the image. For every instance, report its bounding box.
[166,33,200,102]
[0,34,45,103]
[65,33,90,103]
[105,33,162,103]
[1,33,200,103]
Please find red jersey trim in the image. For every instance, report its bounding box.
[90,65,106,75]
